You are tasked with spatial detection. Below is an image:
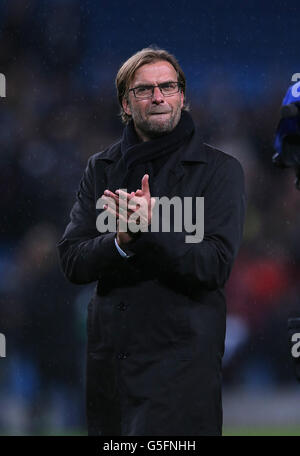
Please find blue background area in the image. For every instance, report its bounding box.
[1,0,298,97]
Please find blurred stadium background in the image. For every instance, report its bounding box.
[1,0,300,436]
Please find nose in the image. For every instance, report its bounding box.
[152,86,164,104]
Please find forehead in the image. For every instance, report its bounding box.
[131,60,178,86]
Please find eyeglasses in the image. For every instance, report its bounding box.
[128,81,182,99]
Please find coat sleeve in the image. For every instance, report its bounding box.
[127,156,247,291]
[57,156,127,284]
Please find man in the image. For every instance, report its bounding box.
[57,47,246,436]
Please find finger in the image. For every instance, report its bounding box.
[100,195,118,210]
[128,194,149,212]
[117,192,137,214]
[104,204,118,218]
[118,204,132,218]
[128,194,141,208]
[115,190,131,213]
[116,189,134,201]
[116,197,135,217]
[103,190,119,206]
[141,174,150,195]
[105,205,128,225]
[103,191,121,212]
[118,195,131,213]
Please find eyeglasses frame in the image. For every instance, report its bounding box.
[128,81,182,99]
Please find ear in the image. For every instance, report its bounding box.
[122,97,132,116]
[180,89,184,109]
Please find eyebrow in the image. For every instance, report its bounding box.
[132,80,175,87]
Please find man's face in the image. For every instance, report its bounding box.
[122,60,184,141]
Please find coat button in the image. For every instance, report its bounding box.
[117,352,130,359]
[118,302,128,311]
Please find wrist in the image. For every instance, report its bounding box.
[117,230,141,248]
[117,231,133,247]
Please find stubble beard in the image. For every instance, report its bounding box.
[132,105,182,140]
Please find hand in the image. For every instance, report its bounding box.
[116,174,156,237]
[101,189,135,246]
[100,174,156,246]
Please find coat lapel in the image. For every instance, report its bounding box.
[104,157,128,193]
[152,155,185,197]
[96,144,127,193]
[152,132,209,197]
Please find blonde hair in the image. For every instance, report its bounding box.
[115,46,188,123]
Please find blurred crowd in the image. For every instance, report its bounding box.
[1,0,300,435]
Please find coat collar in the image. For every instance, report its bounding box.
[96,130,209,164]
[96,129,210,195]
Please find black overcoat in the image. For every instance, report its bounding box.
[57,129,246,436]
